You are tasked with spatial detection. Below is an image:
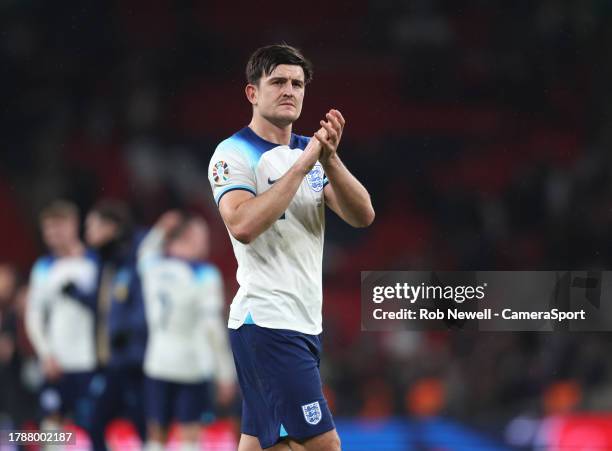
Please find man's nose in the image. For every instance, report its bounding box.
[281,81,294,96]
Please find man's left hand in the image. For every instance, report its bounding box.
[314,109,345,165]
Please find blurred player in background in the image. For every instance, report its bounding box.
[138,211,236,451]
[0,263,19,427]
[24,200,98,439]
[82,200,148,451]
[208,44,374,451]
[0,263,31,430]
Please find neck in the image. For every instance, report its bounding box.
[248,114,292,145]
[54,241,85,258]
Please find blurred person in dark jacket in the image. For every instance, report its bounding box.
[79,199,148,451]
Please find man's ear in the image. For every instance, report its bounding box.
[245,83,258,105]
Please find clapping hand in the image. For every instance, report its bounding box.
[314,109,345,165]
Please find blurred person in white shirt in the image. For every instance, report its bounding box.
[138,211,236,451]
[25,200,98,436]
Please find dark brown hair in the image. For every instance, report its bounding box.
[90,199,133,239]
[246,44,313,85]
[39,200,79,222]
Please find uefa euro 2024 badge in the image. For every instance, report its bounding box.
[307,164,324,192]
[301,401,322,425]
[212,160,230,185]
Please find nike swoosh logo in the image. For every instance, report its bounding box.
[268,177,279,185]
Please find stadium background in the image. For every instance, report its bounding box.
[1,0,612,449]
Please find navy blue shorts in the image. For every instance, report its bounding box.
[144,376,213,426]
[230,325,335,449]
[39,371,95,426]
[87,366,147,448]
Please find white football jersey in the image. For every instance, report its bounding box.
[26,253,98,372]
[138,229,235,383]
[208,127,328,335]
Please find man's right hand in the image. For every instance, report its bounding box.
[42,356,62,381]
[219,133,322,245]
[216,381,237,407]
[294,130,324,174]
[218,128,328,244]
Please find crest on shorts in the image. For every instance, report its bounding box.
[301,401,322,425]
[212,160,230,185]
[306,164,325,192]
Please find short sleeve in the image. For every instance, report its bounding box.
[28,257,52,308]
[208,145,256,206]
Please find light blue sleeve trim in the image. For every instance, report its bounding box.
[214,185,256,206]
[31,258,52,283]
[195,264,220,284]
